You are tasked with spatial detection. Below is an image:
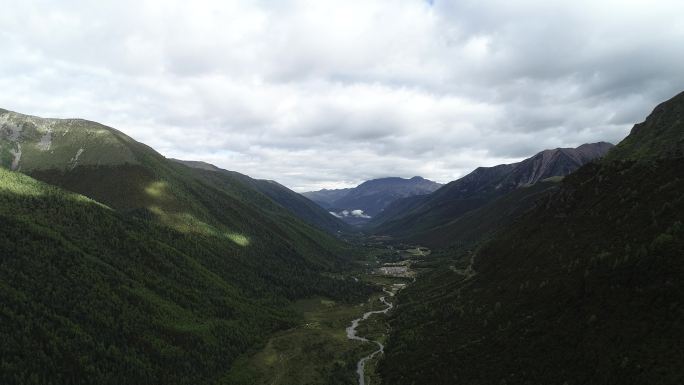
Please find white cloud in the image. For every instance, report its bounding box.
[330,209,372,219]
[1,0,683,191]
[350,210,371,219]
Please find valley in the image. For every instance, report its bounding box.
[225,244,420,385]
[3,2,684,384]
[1,92,683,384]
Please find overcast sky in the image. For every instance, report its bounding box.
[1,0,683,191]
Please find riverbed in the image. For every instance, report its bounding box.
[345,288,395,385]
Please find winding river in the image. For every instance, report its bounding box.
[346,289,394,385]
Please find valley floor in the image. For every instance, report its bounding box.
[224,244,422,385]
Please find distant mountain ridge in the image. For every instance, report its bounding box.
[172,159,350,234]
[302,176,442,225]
[301,187,352,208]
[501,142,615,187]
[370,142,614,241]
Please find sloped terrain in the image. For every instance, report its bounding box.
[329,176,442,217]
[0,110,370,384]
[379,93,684,385]
[173,159,351,234]
[301,188,352,209]
[0,109,137,171]
[303,176,442,225]
[606,91,684,161]
[0,109,345,266]
[371,142,612,242]
[416,178,562,250]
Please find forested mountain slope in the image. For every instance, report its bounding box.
[172,159,351,234]
[0,110,369,384]
[0,109,346,267]
[371,142,613,244]
[418,177,562,250]
[379,92,684,384]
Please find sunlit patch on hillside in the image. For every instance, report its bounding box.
[0,169,46,197]
[148,205,250,247]
[145,181,169,199]
[226,233,250,247]
[0,169,112,212]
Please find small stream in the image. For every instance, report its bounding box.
[346,289,394,385]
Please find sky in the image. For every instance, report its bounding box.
[1,0,683,191]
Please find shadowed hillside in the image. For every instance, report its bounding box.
[379,92,684,385]
[371,142,613,245]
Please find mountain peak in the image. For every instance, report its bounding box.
[606,91,684,161]
[303,176,442,224]
[0,109,139,171]
[357,176,434,188]
[509,142,613,187]
[170,159,221,172]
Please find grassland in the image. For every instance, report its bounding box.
[224,295,381,385]
[225,244,420,385]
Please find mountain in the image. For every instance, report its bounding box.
[172,159,351,234]
[301,187,353,209]
[302,176,442,225]
[0,109,369,384]
[379,92,684,384]
[606,91,684,161]
[370,142,614,243]
[418,177,563,250]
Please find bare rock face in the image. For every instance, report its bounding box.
[0,109,138,172]
[502,142,615,187]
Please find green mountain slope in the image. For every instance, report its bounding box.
[172,159,351,234]
[0,109,346,267]
[0,109,138,171]
[379,94,684,384]
[418,177,562,250]
[0,169,296,384]
[0,110,370,384]
[606,91,684,161]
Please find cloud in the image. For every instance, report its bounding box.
[1,0,684,191]
[331,209,372,219]
[350,210,371,219]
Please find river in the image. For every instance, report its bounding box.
[345,288,394,385]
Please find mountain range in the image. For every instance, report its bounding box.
[171,159,351,234]
[302,176,442,225]
[2,90,683,384]
[369,142,614,246]
[379,91,684,384]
